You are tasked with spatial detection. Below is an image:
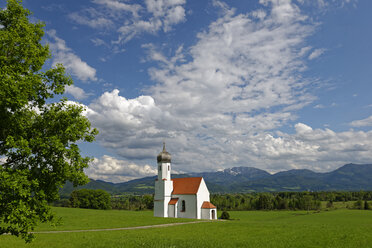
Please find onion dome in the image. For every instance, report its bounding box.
[157,142,171,163]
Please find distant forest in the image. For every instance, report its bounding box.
[54,190,372,211]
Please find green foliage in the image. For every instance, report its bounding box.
[211,192,323,211]
[326,200,334,208]
[0,0,97,242]
[69,189,111,210]
[220,211,230,219]
[210,191,372,211]
[354,199,364,210]
[110,194,154,210]
[364,200,369,210]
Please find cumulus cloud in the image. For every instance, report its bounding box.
[246,123,372,172]
[85,155,157,183]
[86,89,181,159]
[78,0,370,182]
[84,1,315,173]
[65,85,90,100]
[350,115,372,127]
[47,30,97,82]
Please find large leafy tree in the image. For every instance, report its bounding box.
[0,0,98,242]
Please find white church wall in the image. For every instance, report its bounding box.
[201,208,210,219]
[163,180,173,197]
[168,204,175,218]
[196,178,210,219]
[172,194,197,219]
[201,208,217,219]
[158,162,171,180]
[174,202,178,218]
[154,179,173,217]
[154,200,164,217]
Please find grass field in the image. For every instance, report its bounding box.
[1,208,372,247]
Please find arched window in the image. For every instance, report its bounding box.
[181,200,186,212]
[168,165,170,171]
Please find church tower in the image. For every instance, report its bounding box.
[154,143,173,217]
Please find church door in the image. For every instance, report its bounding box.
[211,210,215,219]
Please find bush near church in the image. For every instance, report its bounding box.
[70,189,111,210]
[220,211,230,219]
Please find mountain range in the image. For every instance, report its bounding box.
[60,163,372,196]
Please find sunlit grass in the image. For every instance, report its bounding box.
[1,208,372,247]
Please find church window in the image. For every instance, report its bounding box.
[181,200,186,212]
[168,165,170,171]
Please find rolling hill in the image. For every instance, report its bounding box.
[60,163,372,195]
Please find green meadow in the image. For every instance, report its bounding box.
[1,207,372,248]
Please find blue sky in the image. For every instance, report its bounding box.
[9,0,372,182]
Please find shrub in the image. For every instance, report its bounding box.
[220,211,230,220]
[354,199,363,210]
[365,200,370,210]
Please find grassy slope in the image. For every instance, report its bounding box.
[33,207,197,231]
[1,208,372,247]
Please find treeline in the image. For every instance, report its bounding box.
[54,189,111,210]
[54,190,153,211]
[111,195,153,210]
[211,193,320,211]
[53,190,372,211]
[211,191,372,211]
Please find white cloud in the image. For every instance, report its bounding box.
[248,123,372,172]
[86,89,181,159]
[314,102,336,109]
[308,48,326,60]
[69,10,113,29]
[91,38,107,47]
[296,0,357,9]
[146,0,314,121]
[116,0,187,43]
[85,155,157,183]
[47,30,97,82]
[350,115,372,127]
[92,0,142,17]
[65,85,89,100]
[77,0,371,182]
[260,0,303,23]
[69,0,187,46]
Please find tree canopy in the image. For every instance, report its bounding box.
[0,0,98,242]
[70,189,111,210]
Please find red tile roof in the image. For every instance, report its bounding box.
[172,177,202,195]
[201,201,216,209]
[168,198,179,205]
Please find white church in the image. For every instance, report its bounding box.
[154,143,217,220]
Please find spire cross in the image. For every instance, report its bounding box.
[163,141,166,152]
